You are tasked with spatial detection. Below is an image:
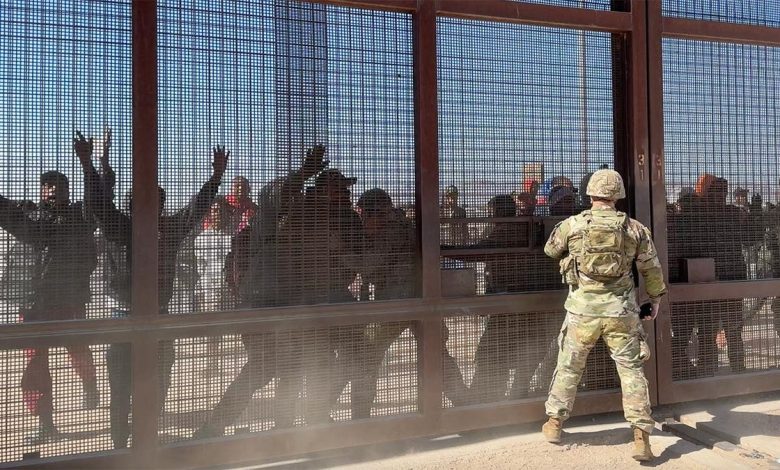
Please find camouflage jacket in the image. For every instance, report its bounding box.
[544,207,666,317]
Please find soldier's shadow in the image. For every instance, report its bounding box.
[648,439,700,467]
[559,428,630,447]
[561,428,696,467]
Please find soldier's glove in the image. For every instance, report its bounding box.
[639,302,653,319]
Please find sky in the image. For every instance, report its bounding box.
[1,0,779,211]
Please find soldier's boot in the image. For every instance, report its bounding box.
[542,417,563,443]
[631,427,653,461]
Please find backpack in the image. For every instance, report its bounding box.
[574,211,633,281]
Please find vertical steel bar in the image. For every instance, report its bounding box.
[415,0,441,301]
[624,0,659,404]
[131,0,160,462]
[644,0,674,405]
[413,0,444,419]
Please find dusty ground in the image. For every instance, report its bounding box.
[327,428,716,470]
[236,415,775,470]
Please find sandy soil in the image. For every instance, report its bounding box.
[332,433,701,470]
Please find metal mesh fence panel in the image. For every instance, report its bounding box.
[662,0,780,28]
[158,0,417,316]
[664,39,780,284]
[441,311,619,407]
[437,18,618,297]
[0,342,126,463]
[671,299,780,381]
[0,1,132,324]
[162,321,419,443]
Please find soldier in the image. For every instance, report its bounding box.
[541,169,666,462]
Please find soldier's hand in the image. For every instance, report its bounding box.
[642,302,660,321]
[212,145,229,179]
[302,144,328,178]
[650,302,660,320]
[73,131,94,166]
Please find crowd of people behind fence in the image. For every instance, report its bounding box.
[0,130,779,446]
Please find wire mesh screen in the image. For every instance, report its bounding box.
[0,342,125,463]
[662,0,780,28]
[163,321,418,443]
[671,299,780,381]
[441,312,619,407]
[437,18,619,297]
[0,1,132,324]
[158,1,417,316]
[664,39,780,284]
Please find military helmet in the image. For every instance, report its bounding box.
[586,169,626,200]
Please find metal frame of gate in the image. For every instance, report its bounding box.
[646,1,780,404]
[1,1,779,468]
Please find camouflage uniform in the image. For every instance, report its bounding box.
[544,172,666,436]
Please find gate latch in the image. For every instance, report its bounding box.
[637,153,646,181]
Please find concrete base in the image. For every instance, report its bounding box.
[672,391,780,461]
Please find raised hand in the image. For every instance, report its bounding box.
[73,131,94,166]
[302,144,327,178]
[212,145,229,179]
[101,126,112,166]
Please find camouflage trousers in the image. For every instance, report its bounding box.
[545,312,654,434]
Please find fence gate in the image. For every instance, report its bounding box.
[646,1,780,405]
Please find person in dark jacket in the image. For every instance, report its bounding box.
[194,145,330,438]
[74,131,227,448]
[0,143,100,444]
[326,188,469,419]
[442,195,555,402]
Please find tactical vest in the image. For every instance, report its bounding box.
[571,210,632,281]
